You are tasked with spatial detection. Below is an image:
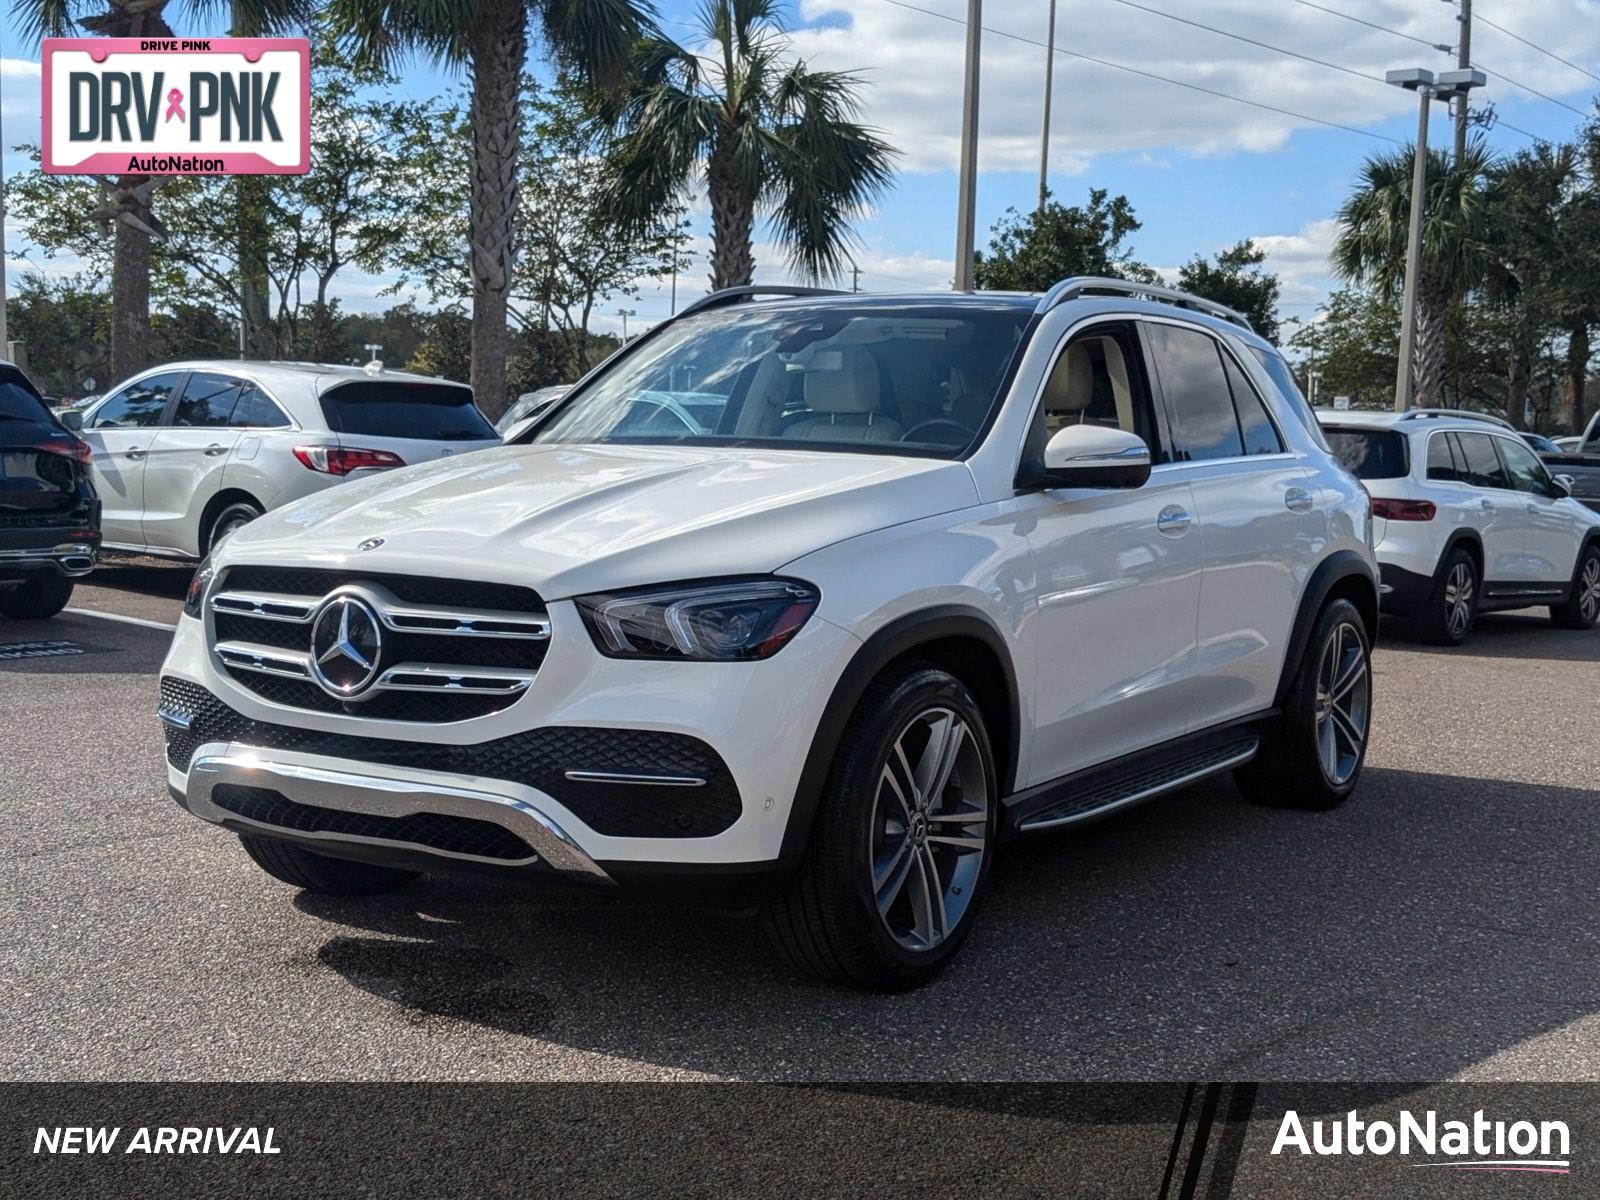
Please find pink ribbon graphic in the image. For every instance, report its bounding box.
[164,88,185,123]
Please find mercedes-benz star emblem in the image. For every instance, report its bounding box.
[309,595,383,697]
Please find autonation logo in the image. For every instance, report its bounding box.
[1272,1108,1571,1175]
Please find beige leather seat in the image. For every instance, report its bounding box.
[785,347,905,444]
[1041,336,1137,434]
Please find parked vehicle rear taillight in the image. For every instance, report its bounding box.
[292,445,405,476]
[36,438,93,465]
[1371,497,1437,521]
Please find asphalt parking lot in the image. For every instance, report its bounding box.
[4,558,1599,1083]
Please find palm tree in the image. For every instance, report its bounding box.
[602,0,896,291]
[1333,143,1493,409]
[329,0,653,417]
[16,0,304,381]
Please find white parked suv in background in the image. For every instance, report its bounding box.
[70,361,498,558]
[1318,408,1600,644]
[158,281,1378,990]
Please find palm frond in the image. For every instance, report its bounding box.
[541,0,658,92]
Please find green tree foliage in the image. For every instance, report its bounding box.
[1175,240,1282,343]
[5,275,109,399]
[973,189,1157,292]
[1287,286,1400,411]
[601,0,897,290]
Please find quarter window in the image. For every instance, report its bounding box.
[89,373,182,428]
[1455,431,1509,489]
[229,385,291,429]
[1426,432,1463,482]
[1146,324,1244,462]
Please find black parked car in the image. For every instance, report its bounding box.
[0,361,100,619]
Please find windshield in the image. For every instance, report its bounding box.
[1324,428,1408,480]
[532,302,1032,457]
[320,380,496,441]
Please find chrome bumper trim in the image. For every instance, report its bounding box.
[178,744,613,883]
[0,544,97,576]
[564,769,706,788]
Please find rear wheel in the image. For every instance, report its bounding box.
[1550,544,1600,630]
[1235,598,1371,811]
[764,665,997,991]
[207,501,261,552]
[238,834,419,896]
[0,574,74,620]
[1418,548,1477,646]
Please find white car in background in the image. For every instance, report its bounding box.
[69,362,499,558]
[1318,408,1600,644]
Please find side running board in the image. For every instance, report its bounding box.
[1015,738,1259,834]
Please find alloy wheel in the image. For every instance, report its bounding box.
[1313,621,1369,787]
[1581,557,1600,625]
[1443,561,1475,639]
[869,707,989,952]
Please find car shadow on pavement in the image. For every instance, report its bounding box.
[291,763,1600,1080]
[1380,610,1600,662]
[87,556,195,599]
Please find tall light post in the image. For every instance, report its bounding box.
[1385,67,1484,411]
[953,0,982,291]
[1038,0,1057,211]
[617,307,636,341]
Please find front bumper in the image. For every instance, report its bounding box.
[170,737,614,883]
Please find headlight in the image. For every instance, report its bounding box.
[575,577,820,661]
[183,558,214,620]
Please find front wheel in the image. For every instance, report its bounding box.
[1235,598,1372,811]
[0,574,74,620]
[764,665,998,991]
[1550,544,1600,630]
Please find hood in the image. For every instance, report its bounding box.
[221,442,978,598]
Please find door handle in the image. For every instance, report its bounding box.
[124,448,146,460]
[1284,486,1315,513]
[1156,505,1192,536]
[204,444,227,456]
[1480,499,1494,510]
[1526,504,1540,515]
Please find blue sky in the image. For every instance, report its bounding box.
[4,0,1599,340]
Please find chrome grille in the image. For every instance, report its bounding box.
[208,568,550,722]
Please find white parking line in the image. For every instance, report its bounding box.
[63,607,179,633]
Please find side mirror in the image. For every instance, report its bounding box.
[1553,474,1575,497]
[58,410,83,432]
[1035,424,1152,489]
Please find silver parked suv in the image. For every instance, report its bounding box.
[70,361,499,558]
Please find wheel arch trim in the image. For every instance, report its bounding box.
[778,606,1022,863]
[1274,549,1378,709]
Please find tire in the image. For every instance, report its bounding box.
[238,834,419,897]
[0,574,74,620]
[208,501,261,552]
[763,664,999,991]
[1235,598,1372,812]
[1417,547,1478,646]
[1550,543,1600,630]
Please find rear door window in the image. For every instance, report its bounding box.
[1456,431,1509,489]
[1323,428,1408,479]
[90,373,183,429]
[1250,347,1328,450]
[1146,324,1244,462]
[319,381,495,441]
[229,385,292,429]
[171,373,245,427]
[1220,354,1283,455]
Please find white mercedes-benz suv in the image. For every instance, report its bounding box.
[1318,408,1600,645]
[158,281,1379,990]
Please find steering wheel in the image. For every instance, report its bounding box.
[901,418,973,444]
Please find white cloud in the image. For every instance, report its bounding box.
[788,0,1600,173]
[1253,216,1341,308]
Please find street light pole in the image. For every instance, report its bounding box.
[953,0,982,291]
[1038,0,1056,211]
[1453,0,1473,162]
[1393,77,1432,413]
[1387,67,1484,412]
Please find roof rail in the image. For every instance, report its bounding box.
[1397,408,1516,431]
[1037,276,1255,332]
[676,285,848,319]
